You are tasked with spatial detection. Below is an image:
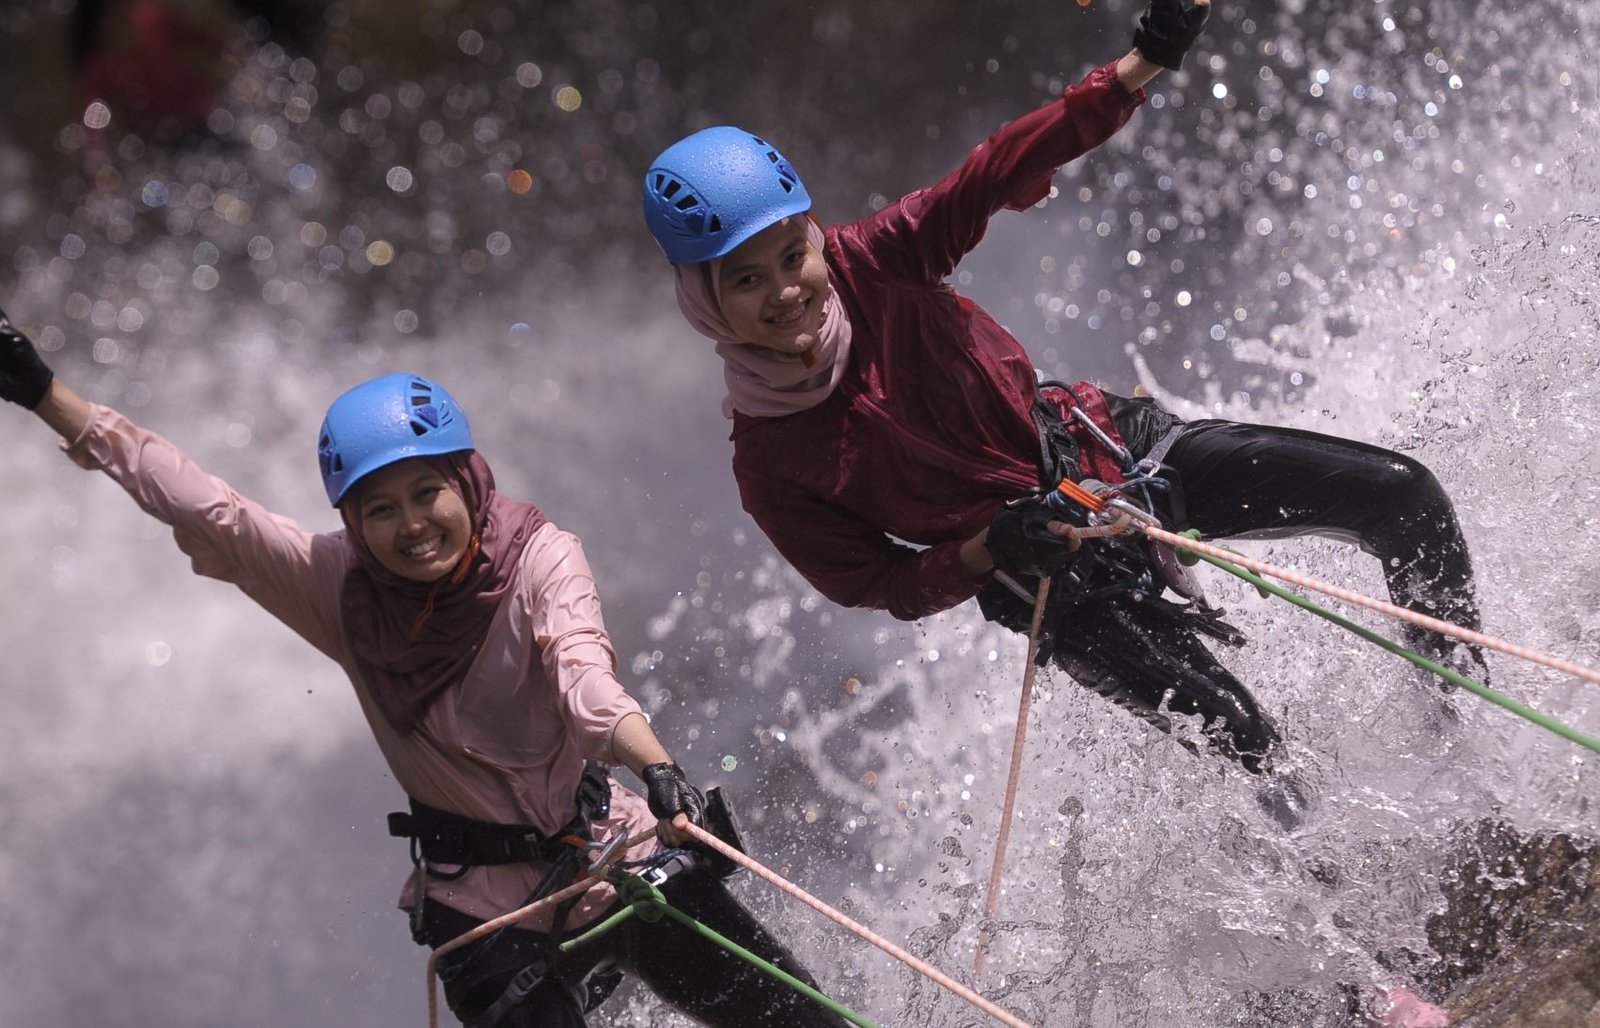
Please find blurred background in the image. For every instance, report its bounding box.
[1,0,1597,1025]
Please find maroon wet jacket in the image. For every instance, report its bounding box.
[729,61,1145,620]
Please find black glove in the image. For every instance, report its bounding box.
[1132,0,1211,71]
[641,762,707,830]
[985,495,1075,579]
[0,307,55,410]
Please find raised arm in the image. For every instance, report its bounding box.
[1,305,349,658]
[839,0,1212,287]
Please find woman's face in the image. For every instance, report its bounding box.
[715,216,831,354]
[351,458,473,582]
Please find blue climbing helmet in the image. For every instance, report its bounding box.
[317,372,474,506]
[642,126,812,265]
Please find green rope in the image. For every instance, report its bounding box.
[561,874,880,1028]
[1170,530,1600,755]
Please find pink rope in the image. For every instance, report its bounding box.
[679,820,1035,1028]
[973,576,1052,976]
[1142,524,1600,685]
[1061,513,1134,541]
[424,829,657,1028]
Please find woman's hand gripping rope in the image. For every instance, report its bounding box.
[984,478,1138,579]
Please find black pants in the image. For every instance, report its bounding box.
[1162,417,1480,634]
[980,396,1482,768]
[426,870,848,1028]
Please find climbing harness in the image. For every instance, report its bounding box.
[984,383,1271,765]
[1015,380,1245,648]
[559,865,878,1028]
[424,812,1038,1028]
[426,786,750,1028]
[426,828,654,1028]
[390,761,612,943]
[674,819,1036,1028]
[398,761,618,1027]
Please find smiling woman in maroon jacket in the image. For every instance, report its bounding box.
[640,1,1484,779]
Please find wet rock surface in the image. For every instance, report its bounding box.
[1429,821,1600,1027]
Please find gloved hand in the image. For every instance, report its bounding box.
[641,762,708,832]
[1131,0,1212,71]
[0,307,55,410]
[985,495,1078,578]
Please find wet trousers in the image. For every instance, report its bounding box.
[979,398,1482,768]
[1160,415,1481,634]
[423,869,847,1028]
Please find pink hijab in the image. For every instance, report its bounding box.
[339,452,547,733]
[672,218,854,419]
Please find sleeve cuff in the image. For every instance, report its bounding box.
[59,402,107,467]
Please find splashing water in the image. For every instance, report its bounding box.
[1,1,1597,1026]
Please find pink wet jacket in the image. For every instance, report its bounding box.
[64,405,658,931]
[729,61,1144,621]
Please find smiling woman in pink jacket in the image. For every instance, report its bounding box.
[0,308,845,1028]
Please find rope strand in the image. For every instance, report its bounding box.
[973,575,1052,976]
[678,820,1034,1028]
[424,829,656,1028]
[1163,531,1600,754]
[1143,524,1600,687]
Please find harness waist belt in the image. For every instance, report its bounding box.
[388,799,569,866]
[389,762,613,868]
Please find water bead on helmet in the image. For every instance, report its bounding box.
[317,372,474,506]
[642,126,812,265]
